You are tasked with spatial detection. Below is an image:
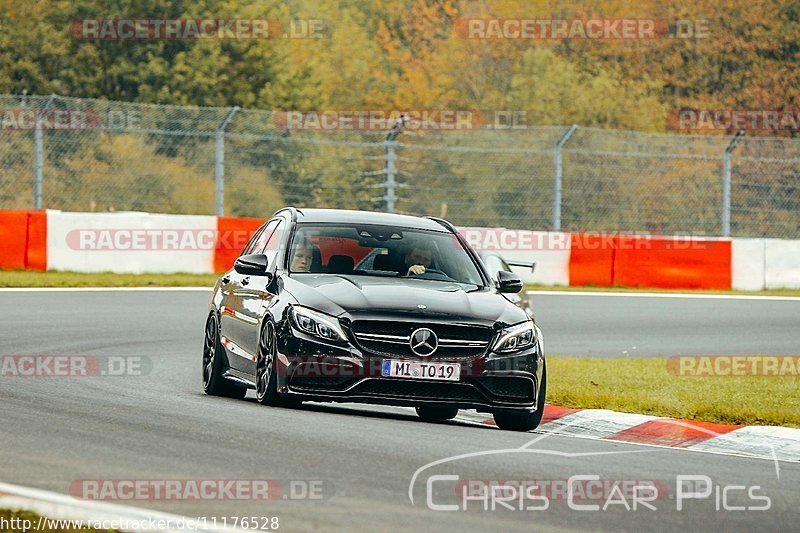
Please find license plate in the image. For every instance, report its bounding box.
[381,359,461,381]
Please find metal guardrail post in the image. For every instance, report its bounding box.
[215,106,240,216]
[34,94,57,209]
[553,124,578,231]
[722,130,745,237]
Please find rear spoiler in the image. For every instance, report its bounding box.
[505,259,536,273]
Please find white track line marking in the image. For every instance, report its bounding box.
[532,410,659,439]
[690,426,800,464]
[0,480,244,532]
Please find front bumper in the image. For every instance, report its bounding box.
[275,323,544,413]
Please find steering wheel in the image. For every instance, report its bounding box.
[408,268,453,281]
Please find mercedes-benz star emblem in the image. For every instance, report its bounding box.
[410,328,438,357]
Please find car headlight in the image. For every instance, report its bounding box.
[290,306,348,343]
[492,320,536,353]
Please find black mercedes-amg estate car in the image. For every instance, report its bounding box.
[202,207,546,431]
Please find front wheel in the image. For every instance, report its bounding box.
[493,364,547,431]
[255,322,280,405]
[255,322,302,408]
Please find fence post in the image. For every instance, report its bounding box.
[384,114,406,213]
[383,141,398,213]
[34,93,57,210]
[553,124,578,231]
[215,106,239,216]
[722,130,745,237]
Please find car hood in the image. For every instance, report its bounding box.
[283,274,527,326]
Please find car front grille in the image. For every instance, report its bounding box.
[351,379,487,402]
[350,320,493,359]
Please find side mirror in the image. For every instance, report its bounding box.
[234,254,270,276]
[497,270,523,293]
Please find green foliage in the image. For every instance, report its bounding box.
[508,48,666,131]
[1,0,797,227]
[4,0,794,126]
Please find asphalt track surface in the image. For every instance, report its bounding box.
[529,291,800,357]
[1,289,798,532]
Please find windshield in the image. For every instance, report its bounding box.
[288,224,484,287]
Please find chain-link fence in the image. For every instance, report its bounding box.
[1,94,799,238]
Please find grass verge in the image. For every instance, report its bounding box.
[2,271,799,296]
[0,270,218,288]
[0,509,116,532]
[549,356,800,428]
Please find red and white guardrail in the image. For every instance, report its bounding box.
[1,210,799,290]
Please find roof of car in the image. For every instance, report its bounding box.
[284,208,452,232]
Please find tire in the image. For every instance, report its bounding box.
[255,321,280,406]
[493,364,547,432]
[202,313,247,399]
[255,322,303,408]
[415,406,459,422]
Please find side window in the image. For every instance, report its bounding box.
[260,219,286,265]
[483,254,504,277]
[240,227,264,257]
[241,220,278,257]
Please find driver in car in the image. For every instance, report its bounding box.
[291,238,314,272]
[403,243,433,276]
